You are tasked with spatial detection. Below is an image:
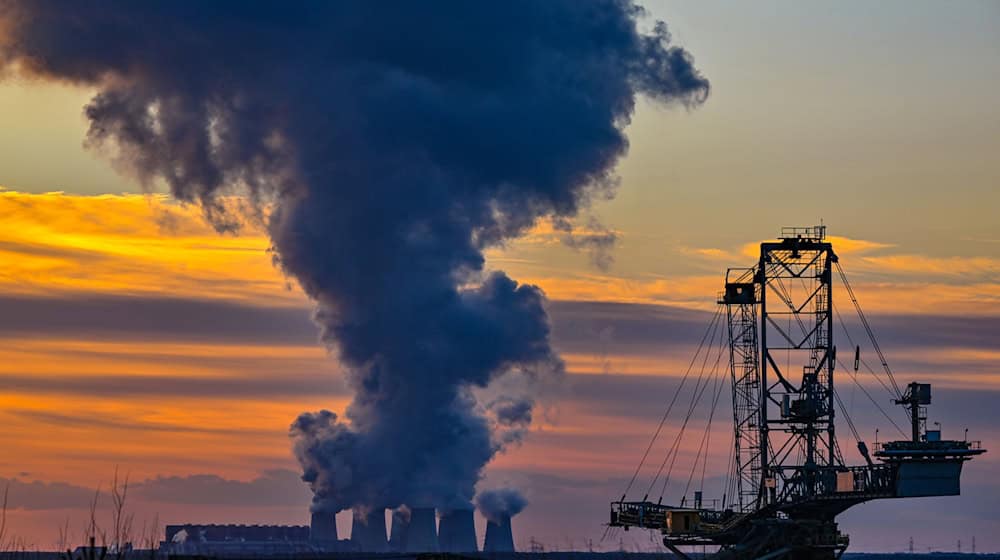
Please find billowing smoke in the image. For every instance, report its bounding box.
[0,1,708,513]
[486,395,535,448]
[554,217,619,271]
[476,488,529,524]
[490,397,534,427]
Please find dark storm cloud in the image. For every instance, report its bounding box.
[0,293,715,352]
[0,0,709,513]
[0,294,316,344]
[565,375,1000,443]
[0,477,94,510]
[133,470,312,507]
[850,313,1000,352]
[568,373,697,422]
[0,293,994,364]
[0,371,347,400]
[551,301,1000,361]
[548,300,714,355]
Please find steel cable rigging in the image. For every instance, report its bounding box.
[649,313,728,502]
[618,306,723,502]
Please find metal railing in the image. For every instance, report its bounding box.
[876,439,982,453]
[779,226,826,240]
[609,501,668,530]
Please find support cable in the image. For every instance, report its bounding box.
[832,388,861,465]
[833,302,899,402]
[646,316,723,499]
[836,358,907,438]
[701,370,729,495]
[618,306,723,501]
[684,352,729,500]
[653,326,728,501]
[835,262,902,397]
[722,334,741,511]
[721,381,738,510]
[833,388,862,444]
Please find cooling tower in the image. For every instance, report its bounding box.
[437,508,478,552]
[388,508,410,552]
[350,509,388,552]
[309,511,338,546]
[483,513,515,553]
[404,507,438,552]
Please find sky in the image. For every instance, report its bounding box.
[0,0,998,554]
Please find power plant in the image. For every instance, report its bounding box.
[438,508,479,553]
[308,512,338,546]
[388,508,410,552]
[302,504,515,554]
[164,504,517,556]
[404,507,440,553]
[161,524,313,556]
[610,226,987,560]
[483,513,517,553]
[349,509,389,553]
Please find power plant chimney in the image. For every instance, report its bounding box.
[309,511,338,549]
[388,508,410,552]
[437,508,478,553]
[404,507,438,552]
[483,513,515,553]
[350,509,388,552]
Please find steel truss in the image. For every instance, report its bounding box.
[755,226,840,508]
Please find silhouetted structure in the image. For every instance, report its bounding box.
[309,511,338,547]
[610,226,988,560]
[483,513,516,553]
[438,508,477,552]
[388,508,410,552]
[404,507,438,553]
[350,509,387,553]
[161,524,312,555]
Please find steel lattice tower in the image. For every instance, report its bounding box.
[755,226,839,506]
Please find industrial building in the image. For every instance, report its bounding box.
[161,505,515,555]
[438,509,478,553]
[483,513,517,553]
[160,524,314,556]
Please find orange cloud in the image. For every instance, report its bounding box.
[513,217,622,247]
[0,336,346,485]
[0,188,300,306]
[3,189,996,316]
[859,254,1000,278]
[514,273,721,310]
[733,235,894,260]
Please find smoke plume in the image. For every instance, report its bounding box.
[553,216,619,271]
[0,1,708,512]
[476,488,529,524]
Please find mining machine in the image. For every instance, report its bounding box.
[609,226,985,560]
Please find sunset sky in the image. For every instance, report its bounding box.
[0,0,998,554]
